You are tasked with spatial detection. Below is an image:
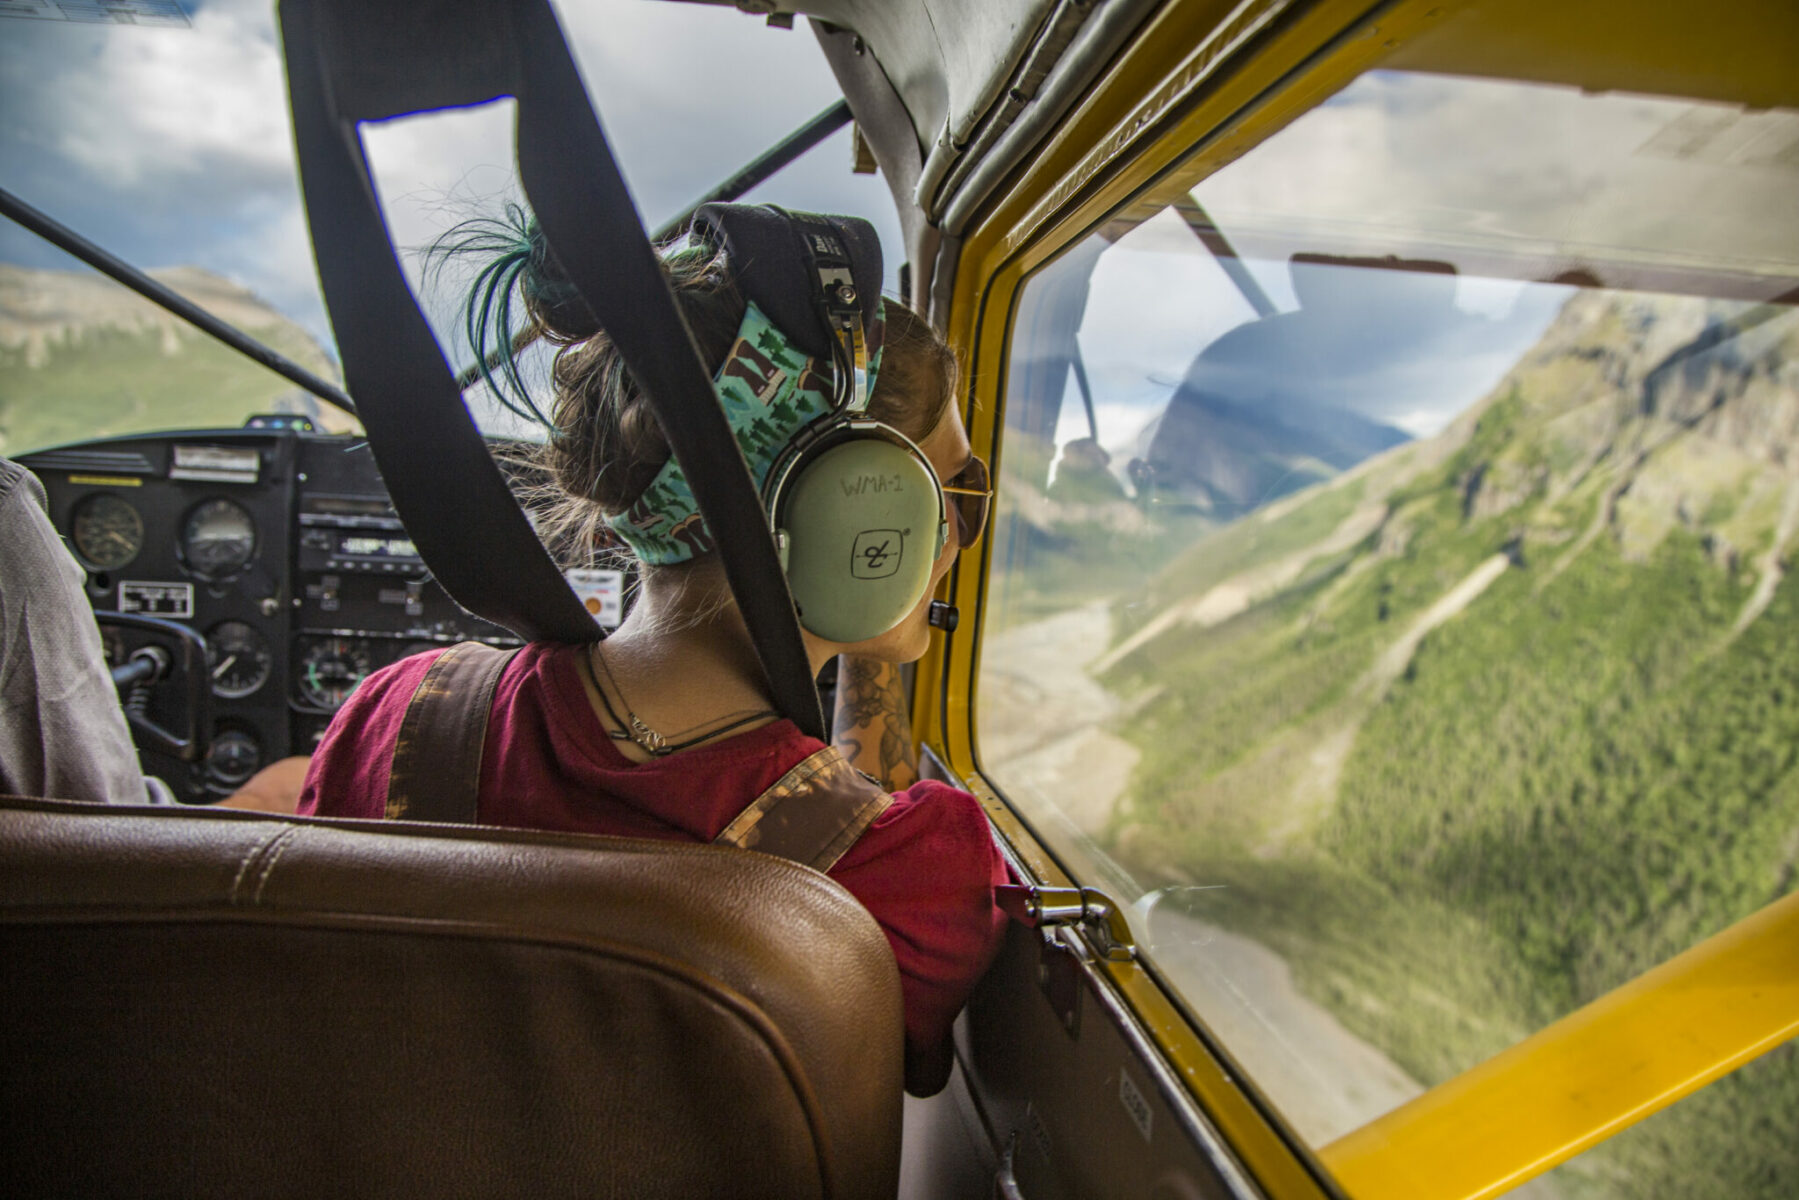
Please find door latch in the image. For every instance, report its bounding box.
[997,883,1136,962]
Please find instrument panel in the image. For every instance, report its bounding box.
[20,425,527,802]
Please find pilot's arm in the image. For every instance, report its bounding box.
[0,457,148,803]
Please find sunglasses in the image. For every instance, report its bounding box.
[941,455,992,548]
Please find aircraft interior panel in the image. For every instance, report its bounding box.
[20,425,522,802]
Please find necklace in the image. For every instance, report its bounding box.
[587,643,776,757]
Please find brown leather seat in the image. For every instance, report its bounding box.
[0,796,903,1199]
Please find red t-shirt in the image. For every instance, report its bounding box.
[299,642,1010,1051]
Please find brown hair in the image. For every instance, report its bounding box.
[519,242,958,569]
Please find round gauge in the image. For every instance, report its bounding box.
[205,729,262,788]
[71,493,144,570]
[207,620,272,699]
[297,637,372,711]
[181,497,257,578]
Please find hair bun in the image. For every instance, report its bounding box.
[524,224,602,341]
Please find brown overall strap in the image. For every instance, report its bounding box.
[714,746,894,873]
[384,642,520,823]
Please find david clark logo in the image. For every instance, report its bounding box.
[851,529,904,578]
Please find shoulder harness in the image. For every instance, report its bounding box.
[382,642,891,872]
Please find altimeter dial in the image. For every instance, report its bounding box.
[72,493,144,570]
[207,620,272,699]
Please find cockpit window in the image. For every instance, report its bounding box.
[977,67,1797,1196]
[0,264,360,456]
[1199,70,1798,290]
[0,1,898,454]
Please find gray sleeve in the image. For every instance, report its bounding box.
[0,459,151,803]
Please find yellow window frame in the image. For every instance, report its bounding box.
[909,0,1799,1196]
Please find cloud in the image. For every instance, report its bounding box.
[1,0,904,377]
[212,199,328,337]
[52,0,290,190]
[1196,70,1799,275]
[1009,135,1589,460]
[1052,398,1163,456]
[354,6,905,374]
[1,0,323,340]
[1079,211,1266,384]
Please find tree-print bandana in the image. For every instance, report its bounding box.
[603,301,882,565]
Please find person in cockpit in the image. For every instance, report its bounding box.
[298,206,1007,1089]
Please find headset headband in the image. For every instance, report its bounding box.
[602,301,881,564]
[603,205,895,565]
[690,204,885,411]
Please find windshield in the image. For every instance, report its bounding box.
[0,0,900,455]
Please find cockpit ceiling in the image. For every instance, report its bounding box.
[676,0,1065,168]
[694,0,1799,129]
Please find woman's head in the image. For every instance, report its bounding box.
[443,206,963,653]
[533,247,956,519]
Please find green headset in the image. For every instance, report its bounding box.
[687,205,949,644]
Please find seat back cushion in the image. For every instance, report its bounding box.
[0,797,904,1200]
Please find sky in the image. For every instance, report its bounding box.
[0,0,904,366]
[7,6,1795,452]
[1029,68,1799,467]
[1061,212,1571,455]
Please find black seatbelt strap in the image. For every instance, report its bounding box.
[280,3,596,647]
[281,0,826,739]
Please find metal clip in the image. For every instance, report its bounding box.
[813,264,868,413]
[842,320,869,413]
[997,883,1136,962]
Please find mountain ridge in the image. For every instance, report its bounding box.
[0,263,352,453]
[0,263,332,371]
[987,285,1799,1197]
[1103,289,1799,1197]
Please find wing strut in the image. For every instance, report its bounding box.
[454,99,854,392]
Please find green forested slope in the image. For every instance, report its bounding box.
[0,264,351,455]
[1089,292,1799,1197]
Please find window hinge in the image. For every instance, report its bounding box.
[997,883,1136,962]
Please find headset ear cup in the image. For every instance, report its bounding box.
[777,439,943,642]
